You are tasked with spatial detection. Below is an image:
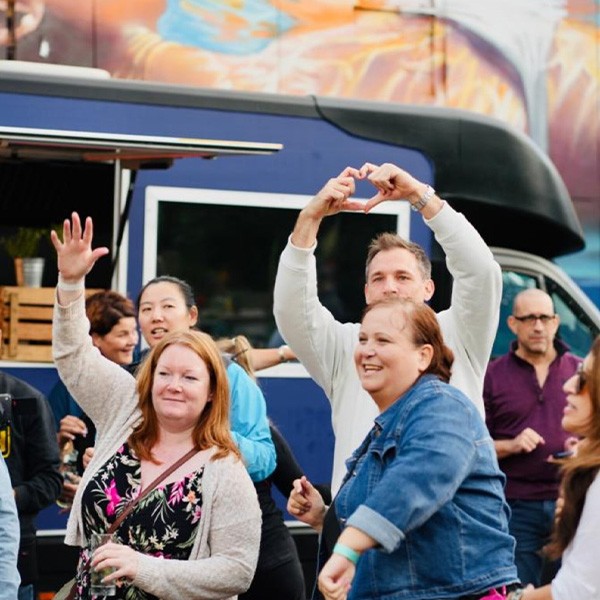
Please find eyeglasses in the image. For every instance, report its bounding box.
[512,314,556,324]
[574,362,588,394]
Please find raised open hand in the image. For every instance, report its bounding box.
[50,212,109,282]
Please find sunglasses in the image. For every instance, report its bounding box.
[574,362,588,394]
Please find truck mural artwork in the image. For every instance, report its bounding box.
[0,67,598,595]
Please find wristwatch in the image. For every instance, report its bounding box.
[410,185,435,212]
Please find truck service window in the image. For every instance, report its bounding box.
[144,187,406,347]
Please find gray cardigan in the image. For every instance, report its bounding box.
[53,294,261,600]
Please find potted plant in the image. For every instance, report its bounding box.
[0,227,49,287]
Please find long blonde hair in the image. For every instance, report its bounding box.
[216,335,255,381]
[129,330,240,463]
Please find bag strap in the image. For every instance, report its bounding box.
[108,446,199,534]
[62,449,199,600]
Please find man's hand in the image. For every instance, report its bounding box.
[359,162,444,219]
[494,428,545,459]
[512,427,545,454]
[287,475,327,531]
[301,167,365,220]
[290,167,364,248]
[359,162,424,209]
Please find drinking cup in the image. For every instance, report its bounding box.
[89,533,117,597]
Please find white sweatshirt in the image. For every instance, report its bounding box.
[274,202,502,494]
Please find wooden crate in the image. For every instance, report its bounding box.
[0,286,100,362]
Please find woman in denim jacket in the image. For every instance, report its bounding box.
[297,298,519,600]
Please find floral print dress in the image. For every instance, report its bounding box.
[75,443,204,599]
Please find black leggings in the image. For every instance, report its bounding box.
[239,557,306,600]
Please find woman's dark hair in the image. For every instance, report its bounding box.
[545,335,600,559]
[362,298,454,383]
[85,290,136,336]
[136,275,196,310]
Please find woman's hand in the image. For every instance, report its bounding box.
[57,415,88,446]
[50,212,109,282]
[318,554,354,600]
[91,542,140,584]
[287,475,327,531]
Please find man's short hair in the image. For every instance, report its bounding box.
[365,232,432,281]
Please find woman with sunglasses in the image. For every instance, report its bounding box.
[518,335,600,600]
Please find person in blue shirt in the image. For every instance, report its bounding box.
[291,298,519,600]
[0,453,20,600]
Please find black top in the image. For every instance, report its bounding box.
[0,371,62,582]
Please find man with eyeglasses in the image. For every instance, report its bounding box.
[483,288,581,588]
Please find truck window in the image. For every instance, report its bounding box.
[547,279,598,358]
[144,187,405,347]
[492,269,597,359]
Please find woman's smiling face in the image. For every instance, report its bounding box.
[354,303,431,411]
[151,343,212,431]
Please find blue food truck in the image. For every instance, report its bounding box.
[0,64,598,595]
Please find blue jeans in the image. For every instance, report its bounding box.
[17,584,35,600]
[508,499,556,586]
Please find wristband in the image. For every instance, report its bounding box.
[278,345,289,363]
[333,543,361,565]
[410,184,435,212]
[57,275,85,292]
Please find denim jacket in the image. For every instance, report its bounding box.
[334,375,517,599]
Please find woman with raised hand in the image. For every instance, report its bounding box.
[49,290,139,506]
[51,213,260,599]
[310,298,519,600]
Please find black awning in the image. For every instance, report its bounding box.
[315,99,582,259]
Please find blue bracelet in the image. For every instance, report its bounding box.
[333,542,361,565]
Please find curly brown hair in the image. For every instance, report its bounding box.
[85,290,136,336]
